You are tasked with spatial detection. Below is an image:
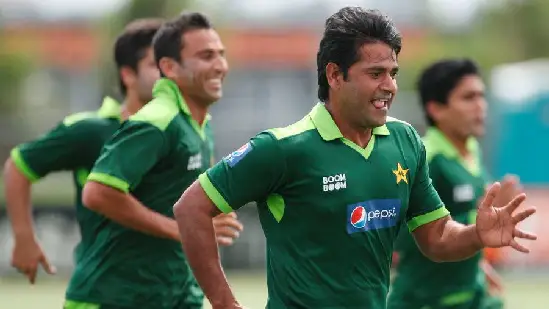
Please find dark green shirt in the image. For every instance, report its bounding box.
[10,97,121,262]
[388,127,490,308]
[65,79,214,309]
[200,103,449,309]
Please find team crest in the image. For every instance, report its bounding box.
[392,162,408,184]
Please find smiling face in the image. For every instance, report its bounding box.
[166,28,228,106]
[327,42,399,129]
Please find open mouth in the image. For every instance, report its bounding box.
[371,99,389,110]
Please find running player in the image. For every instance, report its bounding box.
[173,7,537,309]
[65,12,237,309]
[388,59,514,309]
[4,18,163,284]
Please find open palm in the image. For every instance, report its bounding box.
[476,182,537,253]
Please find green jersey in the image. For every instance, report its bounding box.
[199,103,449,309]
[10,97,121,262]
[65,79,213,309]
[388,127,490,309]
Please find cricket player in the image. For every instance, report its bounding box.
[4,18,164,284]
[388,59,513,309]
[172,7,537,309]
[66,12,237,309]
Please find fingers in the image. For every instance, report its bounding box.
[215,226,240,239]
[28,268,37,284]
[510,239,529,253]
[511,206,535,224]
[216,236,234,247]
[480,182,501,209]
[213,215,244,232]
[503,193,526,213]
[514,227,537,240]
[39,255,57,275]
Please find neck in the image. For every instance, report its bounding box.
[438,126,470,158]
[181,93,209,125]
[120,93,146,120]
[325,101,372,148]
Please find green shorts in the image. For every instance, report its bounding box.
[64,299,203,309]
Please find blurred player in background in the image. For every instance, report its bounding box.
[4,18,164,285]
[388,59,521,309]
[68,12,239,309]
[173,8,536,309]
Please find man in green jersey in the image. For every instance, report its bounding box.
[388,59,518,309]
[4,18,163,284]
[172,7,537,309]
[66,12,237,309]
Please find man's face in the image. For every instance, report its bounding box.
[172,28,228,106]
[135,47,160,102]
[432,74,487,138]
[339,42,399,129]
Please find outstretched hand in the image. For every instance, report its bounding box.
[476,181,537,253]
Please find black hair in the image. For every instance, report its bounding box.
[317,7,402,102]
[114,18,163,95]
[417,59,480,126]
[152,12,212,77]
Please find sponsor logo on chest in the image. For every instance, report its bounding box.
[187,152,203,170]
[347,199,402,233]
[322,173,347,192]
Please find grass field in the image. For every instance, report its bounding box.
[1,271,548,309]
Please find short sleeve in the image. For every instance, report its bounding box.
[198,132,286,213]
[87,121,168,193]
[406,130,449,232]
[11,122,94,182]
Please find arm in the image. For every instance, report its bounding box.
[413,180,536,262]
[174,181,236,307]
[82,121,180,240]
[174,133,285,308]
[5,122,93,282]
[83,181,180,240]
[412,216,482,262]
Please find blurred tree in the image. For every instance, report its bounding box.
[0,51,32,112]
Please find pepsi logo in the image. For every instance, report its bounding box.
[350,206,366,228]
[232,143,250,156]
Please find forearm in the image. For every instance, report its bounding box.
[4,159,35,238]
[420,218,483,262]
[173,197,237,308]
[83,182,179,240]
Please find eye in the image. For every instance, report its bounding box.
[369,72,382,79]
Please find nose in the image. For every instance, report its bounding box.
[213,55,229,75]
[380,75,397,94]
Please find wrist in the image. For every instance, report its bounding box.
[472,224,484,249]
[13,229,35,241]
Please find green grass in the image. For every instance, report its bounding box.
[0,272,548,308]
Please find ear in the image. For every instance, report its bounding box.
[426,100,446,124]
[158,57,178,79]
[119,66,136,90]
[326,62,343,91]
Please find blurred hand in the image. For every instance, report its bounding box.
[213,212,244,246]
[476,182,537,253]
[11,235,56,284]
[481,259,504,295]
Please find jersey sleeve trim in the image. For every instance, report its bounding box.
[198,173,233,214]
[407,205,450,232]
[87,172,130,193]
[10,148,40,182]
